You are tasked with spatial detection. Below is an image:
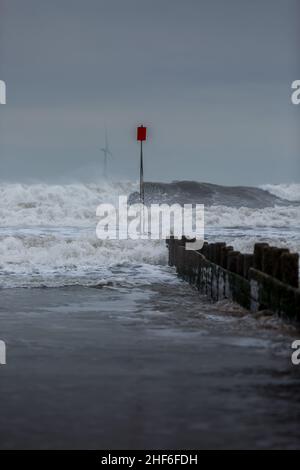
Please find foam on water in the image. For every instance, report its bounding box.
[0,181,136,226]
[0,230,169,288]
[260,183,300,202]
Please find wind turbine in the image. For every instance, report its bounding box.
[101,128,112,179]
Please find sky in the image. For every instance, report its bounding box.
[0,0,299,185]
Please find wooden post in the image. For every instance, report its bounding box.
[221,246,233,269]
[227,251,240,273]
[243,254,254,279]
[254,243,269,271]
[262,246,276,275]
[280,252,299,288]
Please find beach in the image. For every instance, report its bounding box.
[0,181,299,449]
[1,0,300,452]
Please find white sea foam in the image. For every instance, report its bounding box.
[261,183,300,202]
[0,181,299,227]
[0,229,168,288]
[0,181,137,226]
[206,204,300,228]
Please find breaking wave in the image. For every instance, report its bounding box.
[260,183,300,202]
[0,181,136,226]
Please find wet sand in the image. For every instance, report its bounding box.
[0,281,300,449]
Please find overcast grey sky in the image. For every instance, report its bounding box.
[0,0,299,185]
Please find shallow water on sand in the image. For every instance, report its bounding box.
[0,278,299,449]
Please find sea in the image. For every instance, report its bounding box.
[0,181,299,289]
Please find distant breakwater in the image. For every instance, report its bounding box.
[167,238,300,323]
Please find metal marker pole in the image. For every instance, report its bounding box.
[140,139,144,205]
[140,139,145,234]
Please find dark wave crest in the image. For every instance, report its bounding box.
[129,181,298,208]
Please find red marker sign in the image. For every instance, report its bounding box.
[137,125,147,141]
[137,125,147,205]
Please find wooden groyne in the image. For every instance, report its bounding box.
[167,238,300,323]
